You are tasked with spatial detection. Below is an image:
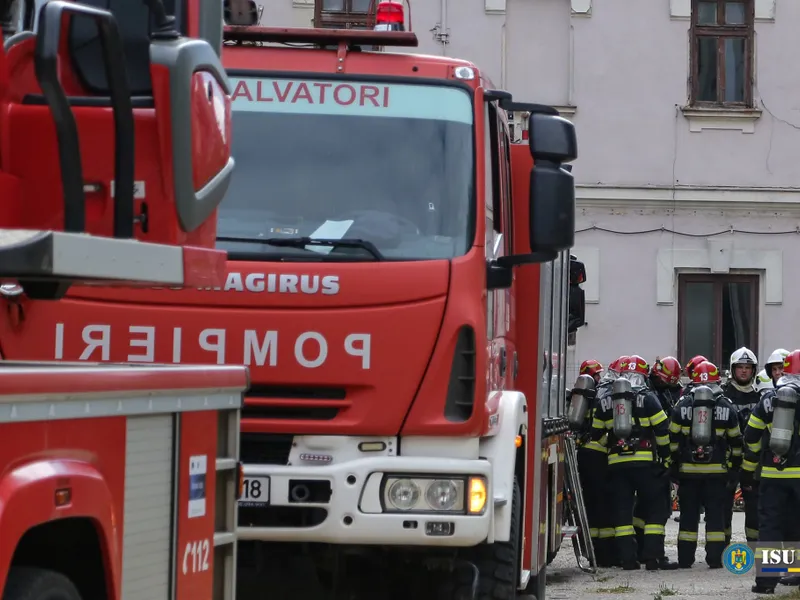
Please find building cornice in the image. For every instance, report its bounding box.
[576,184,800,211]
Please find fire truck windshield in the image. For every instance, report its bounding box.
[218,76,474,261]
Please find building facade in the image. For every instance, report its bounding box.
[261,0,800,376]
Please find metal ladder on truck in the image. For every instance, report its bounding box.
[562,435,597,573]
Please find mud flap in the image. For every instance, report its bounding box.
[454,559,480,600]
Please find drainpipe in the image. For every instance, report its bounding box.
[440,0,448,55]
[568,21,575,106]
[500,19,507,89]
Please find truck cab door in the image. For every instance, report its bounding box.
[484,101,514,391]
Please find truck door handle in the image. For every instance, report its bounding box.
[499,347,507,377]
[513,351,519,380]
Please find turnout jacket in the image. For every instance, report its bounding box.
[591,387,670,467]
[577,381,611,455]
[722,381,761,430]
[650,381,682,414]
[743,388,800,479]
[668,392,742,476]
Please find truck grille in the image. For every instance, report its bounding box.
[242,385,347,421]
[240,433,293,465]
[443,326,476,422]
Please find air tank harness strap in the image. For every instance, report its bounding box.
[691,400,719,464]
[770,410,800,472]
[618,411,648,455]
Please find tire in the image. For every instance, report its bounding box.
[441,478,522,600]
[3,567,83,600]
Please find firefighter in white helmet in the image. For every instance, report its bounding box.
[743,350,800,594]
[763,348,790,387]
[721,346,760,544]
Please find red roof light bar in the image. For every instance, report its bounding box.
[223,26,419,48]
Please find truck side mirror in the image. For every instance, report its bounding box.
[528,113,577,254]
[224,0,261,26]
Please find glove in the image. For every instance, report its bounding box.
[659,457,673,480]
[669,462,680,483]
[740,469,755,490]
[726,469,740,491]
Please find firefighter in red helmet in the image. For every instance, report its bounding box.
[568,361,616,565]
[668,361,742,568]
[682,355,708,395]
[743,350,800,594]
[580,359,604,384]
[591,355,673,570]
[641,356,684,565]
[651,356,683,413]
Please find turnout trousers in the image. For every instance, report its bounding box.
[609,463,665,565]
[577,448,615,565]
[676,476,727,568]
[755,478,800,591]
[634,474,673,562]
[723,483,759,544]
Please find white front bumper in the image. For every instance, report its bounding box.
[237,453,493,546]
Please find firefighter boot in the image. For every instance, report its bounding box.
[780,575,800,586]
[752,584,776,594]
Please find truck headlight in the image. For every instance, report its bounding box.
[382,476,487,514]
[387,479,421,510]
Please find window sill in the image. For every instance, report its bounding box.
[554,105,577,120]
[293,0,314,6]
[680,106,762,134]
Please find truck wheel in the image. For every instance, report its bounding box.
[442,478,521,600]
[3,567,82,600]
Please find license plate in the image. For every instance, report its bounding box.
[239,476,270,506]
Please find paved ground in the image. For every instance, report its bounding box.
[540,512,800,600]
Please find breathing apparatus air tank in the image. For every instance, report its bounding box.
[568,374,596,429]
[770,385,799,457]
[611,378,634,439]
[690,385,715,446]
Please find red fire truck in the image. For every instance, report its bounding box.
[0,1,248,599]
[0,1,582,598]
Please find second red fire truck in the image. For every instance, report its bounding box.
[0,2,583,598]
[0,0,248,599]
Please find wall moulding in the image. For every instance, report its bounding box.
[656,245,782,305]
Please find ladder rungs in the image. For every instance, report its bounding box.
[562,525,579,538]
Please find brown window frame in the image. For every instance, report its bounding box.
[690,0,754,107]
[314,0,376,29]
[677,273,759,369]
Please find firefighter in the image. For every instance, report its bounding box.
[591,355,673,570]
[668,361,742,568]
[567,371,616,566]
[743,349,800,595]
[595,357,623,563]
[764,348,790,386]
[637,356,683,562]
[721,346,760,544]
[604,356,627,381]
[681,355,708,396]
[580,359,604,385]
[650,356,683,413]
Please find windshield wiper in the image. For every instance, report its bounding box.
[265,237,384,260]
[216,236,384,260]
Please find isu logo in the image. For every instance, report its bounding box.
[54,323,371,369]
